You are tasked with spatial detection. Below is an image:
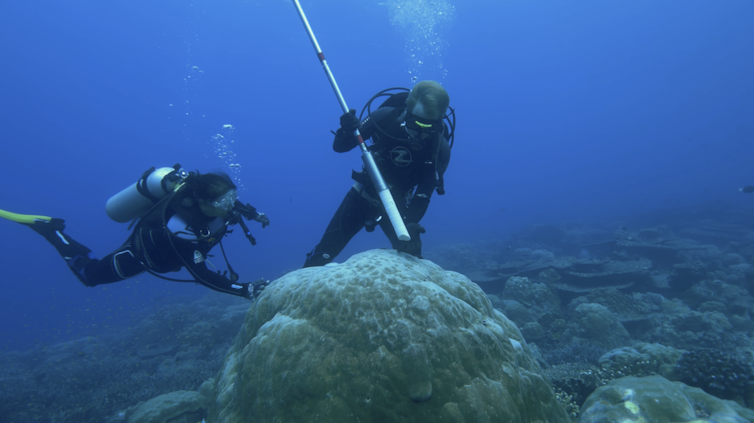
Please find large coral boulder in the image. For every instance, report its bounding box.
[126,390,207,423]
[579,375,754,423]
[206,249,569,423]
[562,303,631,349]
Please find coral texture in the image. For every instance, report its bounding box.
[579,375,754,423]
[207,249,570,423]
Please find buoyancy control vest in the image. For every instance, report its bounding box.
[358,89,454,195]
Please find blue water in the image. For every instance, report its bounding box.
[0,0,752,352]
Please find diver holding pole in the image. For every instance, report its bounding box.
[291,0,411,242]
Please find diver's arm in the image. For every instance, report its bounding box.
[332,107,395,152]
[403,140,449,224]
[434,136,451,195]
[171,238,250,298]
[333,129,360,152]
[233,200,260,220]
[403,182,434,224]
[185,261,250,298]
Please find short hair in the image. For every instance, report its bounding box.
[188,171,236,202]
[405,80,450,120]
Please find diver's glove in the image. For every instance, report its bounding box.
[338,109,361,134]
[253,212,270,228]
[235,203,269,227]
[235,202,258,220]
[246,278,271,301]
[395,223,426,259]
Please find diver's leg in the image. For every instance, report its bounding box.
[304,189,371,267]
[380,219,425,259]
[27,218,146,286]
[83,247,146,286]
[26,218,98,285]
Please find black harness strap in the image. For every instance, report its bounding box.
[135,167,162,203]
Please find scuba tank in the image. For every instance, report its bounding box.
[106,164,189,223]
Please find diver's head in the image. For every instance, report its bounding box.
[403,80,449,146]
[188,172,238,218]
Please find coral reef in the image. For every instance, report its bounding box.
[543,343,607,366]
[4,203,754,422]
[675,348,754,405]
[0,295,247,423]
[579,375,754,423]
[125,390,207,423]
[426,207,754,419]
[206,249,570,423]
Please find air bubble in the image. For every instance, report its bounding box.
[211,125,244,191]
[386,0,455,82]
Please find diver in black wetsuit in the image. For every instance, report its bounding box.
[303,80,454,267]
[1,171,271,299]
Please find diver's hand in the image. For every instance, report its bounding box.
[246,278,271,301]
[254,212,270,228]
[235,202,258,220]
[396,223,426,259]
[339,109,361,134]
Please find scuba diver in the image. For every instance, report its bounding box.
[0,165,271,300]
[303,80,454,267]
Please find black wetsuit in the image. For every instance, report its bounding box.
[304,92,451,267]
[35,192,258,298]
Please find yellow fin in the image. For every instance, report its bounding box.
[0,209,52,224]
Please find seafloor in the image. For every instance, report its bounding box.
[2,201,754,422]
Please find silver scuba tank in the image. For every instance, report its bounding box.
[105,165,188,223]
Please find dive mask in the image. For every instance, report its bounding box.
[403,113,441,140]
[211,189,238,212]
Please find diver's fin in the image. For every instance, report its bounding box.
[0,208,53,225]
